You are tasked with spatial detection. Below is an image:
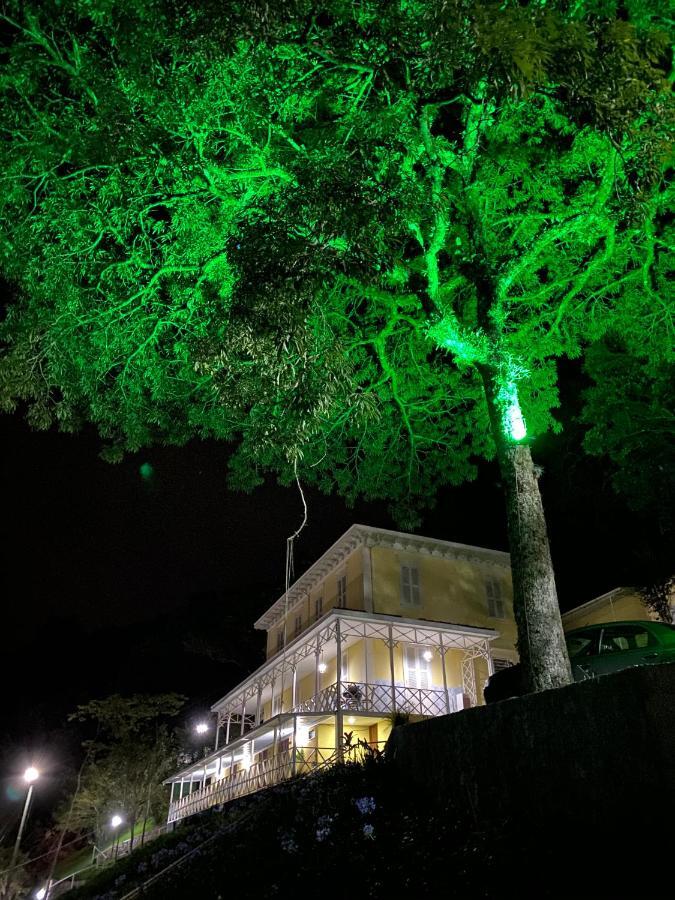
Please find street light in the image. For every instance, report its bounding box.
[110,815,123,860]
[35,889,47,900]
[9,767,40,872]
[195,722,209,735]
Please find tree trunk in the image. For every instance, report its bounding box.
[481,367,572,692]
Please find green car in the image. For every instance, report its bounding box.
[484,620,675,702]
[566,620,675,679]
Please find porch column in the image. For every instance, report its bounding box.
[291,716,298,777]
[387,625,397,713]
[270,677,276,717]
[239,697,246,736]
[314,639,321,708]
[485,640,495,676]
[439,633,451,714]
[214,720,221,751]
[461,651,478,707]
[336,619,344,761]
[291,665,297,710]
[255,683,263,726]
[225,712,232,746]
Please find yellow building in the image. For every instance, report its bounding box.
[165,524,518,824]
[562,587,655,631]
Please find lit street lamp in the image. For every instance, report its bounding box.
[110,815,123,860]
[9,767,40,873]
[195,722,209,735]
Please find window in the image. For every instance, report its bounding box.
[599,624,656,654]
[337,574,347,608]
[404,645,431,688]
[486,579,505,618]
[400,565,421,607]
[315,596,323,619]
[566,629,600,659]
[294,615,302,637]
[493,657,513,672]
[276,630,285,654]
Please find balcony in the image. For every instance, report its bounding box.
[167,747,336,824]
[293,680,457,717]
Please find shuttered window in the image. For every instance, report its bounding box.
[486,579,505,618]
[400,565,421,607]
[337,574,347,608]
[404,645,431,688]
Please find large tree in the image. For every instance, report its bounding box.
[0,1,671,691]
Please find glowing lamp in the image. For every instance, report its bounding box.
[195,722,209,735]
[422,650,433,662]
[36,890,47,900]
[347,716,356,725]
[111,815,123,829]
[317,662,327,674]
[23,767,39,784]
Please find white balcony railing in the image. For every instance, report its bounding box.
[167,747,336,824]
[293,681,454,717]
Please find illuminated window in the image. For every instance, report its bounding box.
[400,565,421,607]
[404,645,431,688]
[486,579,505,618]
[337,574,347,608]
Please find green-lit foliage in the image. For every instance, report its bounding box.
[0,1,671,523]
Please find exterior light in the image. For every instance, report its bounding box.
[36,890,47,900]
[111,815,123,829]
[195,722,209,735]
[422,650,433,662]
[347,716,356,725]
[24,767,39,784]
[318,662,327,674]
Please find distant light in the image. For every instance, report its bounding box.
[422,650,433,662]
[24,767,39,784]
[139,462,154,479]
[195,722,209,735]
[36,890,46,900]
[111,815,123,829]
[318,662,327,674]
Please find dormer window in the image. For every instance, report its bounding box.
[294,614,302,637]
[276,629,285,653]
[315,596,323,619]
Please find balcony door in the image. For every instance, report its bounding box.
[404,645,432,689]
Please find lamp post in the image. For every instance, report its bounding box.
[9,767,40,873]
[110,815,123,861]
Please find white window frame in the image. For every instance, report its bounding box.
[400,565,421,608]
[486,578,505,619]
[403,644,432,689]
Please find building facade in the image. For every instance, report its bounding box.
[165,525,518,824]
